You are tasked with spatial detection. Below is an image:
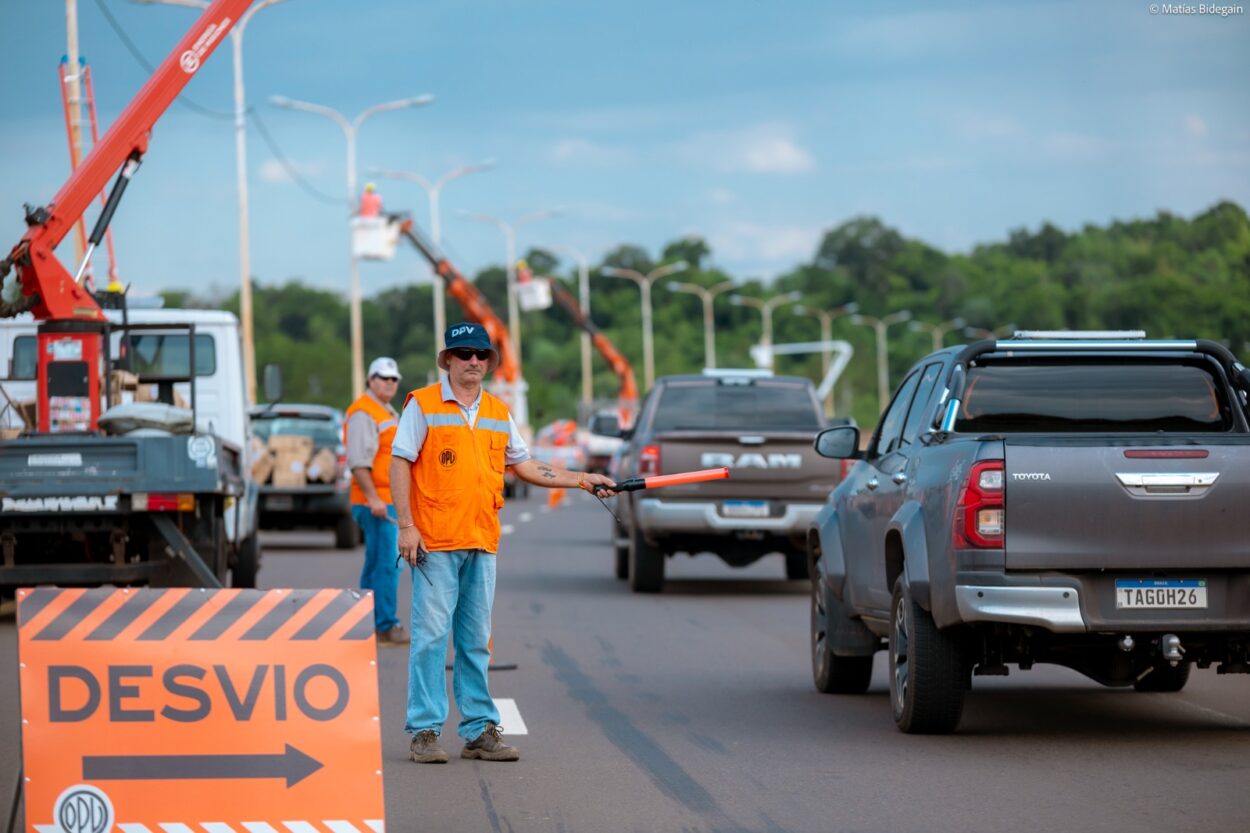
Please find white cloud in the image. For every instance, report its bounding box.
[681,123,815,174]
[257,158,323,184]
[1185,114,1209,138]
[708,221,824,263]
[1041,132,1114,160]
[547,138,634,167]
[709,187,737,206]
[952,111,1025,142]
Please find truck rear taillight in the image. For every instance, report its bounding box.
[133,492,195,512]
[638,444,661,477]
[953,459,1004,549]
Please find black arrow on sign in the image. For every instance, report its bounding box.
[82,744,323,787]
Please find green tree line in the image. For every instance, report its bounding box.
[168,200,1250,431]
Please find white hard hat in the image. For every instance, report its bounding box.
[367,356,401,380]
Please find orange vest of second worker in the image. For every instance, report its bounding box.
[403,383,510,553]
[344,393,397,506]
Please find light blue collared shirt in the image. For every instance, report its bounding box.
[390,377,530,466]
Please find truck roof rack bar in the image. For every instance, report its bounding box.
[701,368,773,378]
[1010,330,1147,340]
[994,339,1198,351]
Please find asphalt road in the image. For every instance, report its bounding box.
[4,492,1250,832]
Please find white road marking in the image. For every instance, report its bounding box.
[539,505,551,514]
[493,697,529,735]
[501,524,515,535]
[518,512,533,523]
[1166,696,1250,728]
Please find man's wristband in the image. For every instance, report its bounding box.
[398,522,415,530]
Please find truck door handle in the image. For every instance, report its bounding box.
[892,472,908,484]
[866,477,879,490]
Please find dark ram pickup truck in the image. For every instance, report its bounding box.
[808,331,1250,733]
[609,369,841,593]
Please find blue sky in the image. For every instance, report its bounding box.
[2,0,1248,300]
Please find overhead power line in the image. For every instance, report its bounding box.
[90,0,349,206]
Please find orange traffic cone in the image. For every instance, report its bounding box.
[548,487,566,509]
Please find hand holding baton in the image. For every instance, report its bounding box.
[593,467,729,498]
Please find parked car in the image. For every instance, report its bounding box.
[809,331,1250,733]
[607,369,840,592]
[249,404,357,549]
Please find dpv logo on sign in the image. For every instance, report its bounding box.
[18,587,384,833]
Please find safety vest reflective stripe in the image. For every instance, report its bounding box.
[476,417,511,434]
[344,394,396,506]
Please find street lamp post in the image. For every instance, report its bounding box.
[910,317,966,353]
[545,245,593,406]
[850,310,913,414]
[374,161,494,362]
[134,0,289,404]
[793,301,858,413]
[462,210,559,372]
[602,262,689,391]
[669,279,735,369]
[269,93,434,393]
[729,290,802,370]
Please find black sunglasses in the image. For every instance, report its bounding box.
[373,375,400,382]
[450,348,492,362]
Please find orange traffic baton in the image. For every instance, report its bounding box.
[592,467,728,498]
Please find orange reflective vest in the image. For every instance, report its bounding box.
[404,383,511,553]
[344,393,397,506]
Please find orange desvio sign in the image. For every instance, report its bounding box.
[17,587,385,833]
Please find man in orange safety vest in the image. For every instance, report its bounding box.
[390,323,616,764]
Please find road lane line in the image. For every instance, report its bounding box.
[518,512,533,523]
[1167,696,1250,728]
[493,698,528,734]
[501,524,515,535]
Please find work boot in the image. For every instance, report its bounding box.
[461,723,520,762]
[409,730,449,764]
[377,625,409,646]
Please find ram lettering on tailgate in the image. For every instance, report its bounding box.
[701,452,801,469]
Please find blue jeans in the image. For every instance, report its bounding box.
[351,504,401,633]
[404,549,500,740]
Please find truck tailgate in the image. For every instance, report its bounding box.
[1004,440,1250,570]
[655,430,838,500]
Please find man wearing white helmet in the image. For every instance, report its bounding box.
[344,356,407,644]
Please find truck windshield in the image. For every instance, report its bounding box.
[252,415,342,446]
[652,382,822,432]
[957,361,1232,432]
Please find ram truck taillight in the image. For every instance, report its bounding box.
[952,459,1004,549]
[638,444,661,477]
[132,493,195,512]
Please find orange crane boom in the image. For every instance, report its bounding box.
[396,218,519,384]
[547,280,639,414]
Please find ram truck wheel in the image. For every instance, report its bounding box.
[811,576,873,694]
[628,521,664,593]
[613,521,629,580]
[889,577,966,733]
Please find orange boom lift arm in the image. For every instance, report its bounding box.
[1,0,255,431]
[395,218,520,384]
[547,280,639,411]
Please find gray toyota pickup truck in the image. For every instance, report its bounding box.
[809,331,1250,733]
[609,369,841,592]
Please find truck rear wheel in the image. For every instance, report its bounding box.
[889,577,966,734]
[231,533,260,589]
[613,521,629,580]
[628,521,664,593]
[1133,662,1191,692]
[334,514,359,550]
[785,548,810,581]
[811,577,873,694]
